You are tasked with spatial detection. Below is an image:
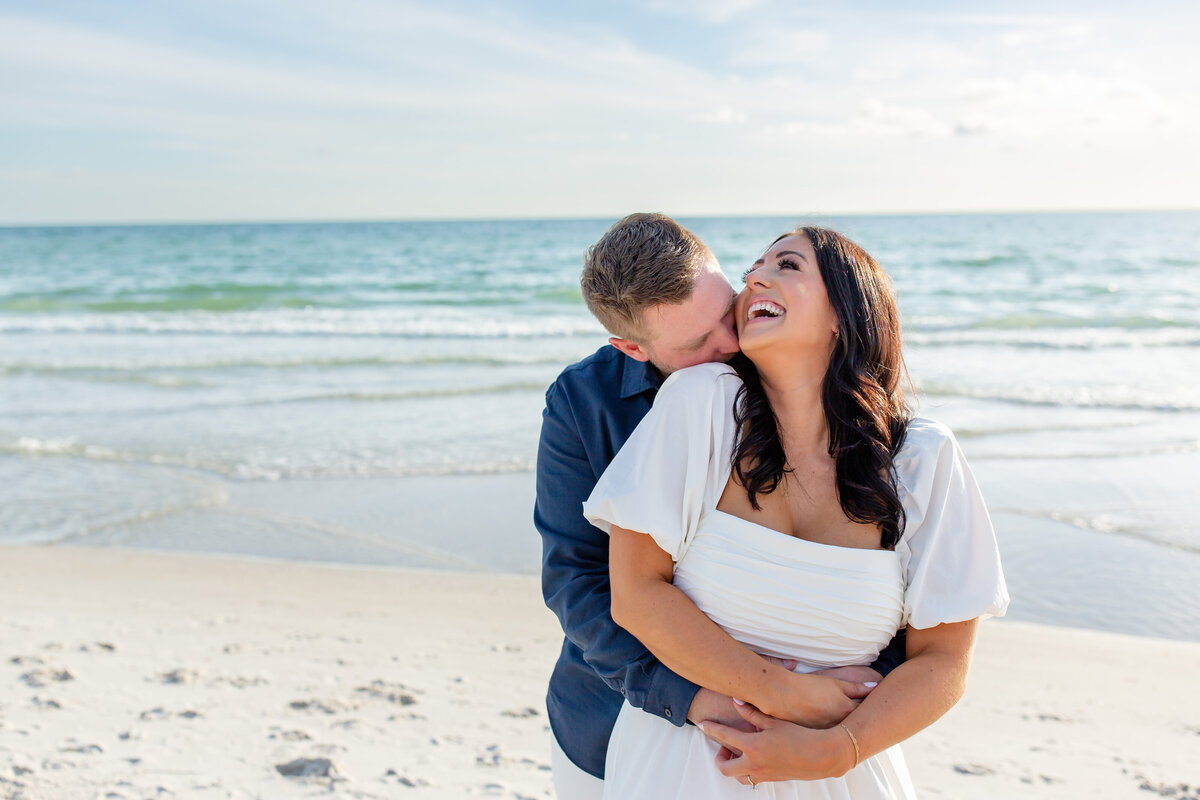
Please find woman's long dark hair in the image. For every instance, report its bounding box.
[731,226,912,549]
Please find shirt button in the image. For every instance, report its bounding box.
[664,707,673,718]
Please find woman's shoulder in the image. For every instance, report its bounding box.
[657,361,742,399]
[899,416,958,453]
[893,416,963,492]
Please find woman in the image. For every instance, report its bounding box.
[582,226,1008,798]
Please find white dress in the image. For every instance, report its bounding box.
[583,363,1009,800]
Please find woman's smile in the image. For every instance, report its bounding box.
[746,298,786,323]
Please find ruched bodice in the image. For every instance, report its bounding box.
[675,510,904,673]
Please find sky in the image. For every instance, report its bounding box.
[1,0,1198,224]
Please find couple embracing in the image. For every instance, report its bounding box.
[535,214,1008,799]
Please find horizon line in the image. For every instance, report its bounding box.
[2,206,1198,230]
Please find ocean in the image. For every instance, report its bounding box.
[3,212,1199,641]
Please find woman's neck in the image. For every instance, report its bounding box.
[755,357,829,458]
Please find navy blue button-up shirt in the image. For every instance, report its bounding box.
[535,344,906,779]
[535,345,693,779]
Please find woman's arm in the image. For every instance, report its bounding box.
[609,524,870,728]
[699,618,979,783]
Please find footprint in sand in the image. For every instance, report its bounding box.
[139,707,204,721]
[288,698,359,714]
[953,763,996,776]
[1134,776,1200,799]
[475,745,512,768]
[275,757,339,778]
[384,768,430,788]
[157,668,201,685]
[354,680,420,705]
[10,655,45,666]
[500,707,539,718]
[268,727,312,742]
[214,674,269,688]
[20,668,74,688]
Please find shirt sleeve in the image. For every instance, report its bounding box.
[582,363,739,561]
[894,418,1010,630]
[535,375,698,727]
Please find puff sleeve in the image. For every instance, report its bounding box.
[894,418,1010,630]
[583,363,740,562]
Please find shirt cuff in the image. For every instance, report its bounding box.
[643,664,699,728]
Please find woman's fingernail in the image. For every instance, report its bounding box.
[697,722,709,733]
[864,682,878,688]
[733,698,746,706]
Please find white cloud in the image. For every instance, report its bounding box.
[646,0,765,24]
[998,21,1094,49]
[728,27,830,65]
[693,106,747,125]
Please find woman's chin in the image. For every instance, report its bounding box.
[736,326,778,355]
[736,335,776,367]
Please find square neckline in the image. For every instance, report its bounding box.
[704,507,898,559]
[711,458,893,555]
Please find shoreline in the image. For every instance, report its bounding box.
[2,546,1198,799]
[7,458,1200,644]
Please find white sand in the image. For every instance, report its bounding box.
[1,546,1197,799]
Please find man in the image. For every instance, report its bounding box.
[535,213,898,797]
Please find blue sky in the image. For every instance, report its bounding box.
[1,0,1197,224]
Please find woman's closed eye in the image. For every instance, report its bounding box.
[743,258,801,283]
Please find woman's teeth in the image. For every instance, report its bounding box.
[748,300,784,320]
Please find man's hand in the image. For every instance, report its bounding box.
[687,688,755,732]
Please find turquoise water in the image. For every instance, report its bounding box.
[3,212,1199,639]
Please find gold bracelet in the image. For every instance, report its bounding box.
[839,723,861,769]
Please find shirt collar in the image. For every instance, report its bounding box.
[619,351,664,400]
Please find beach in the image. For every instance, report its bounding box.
[1,545,1197,800]
[3,213,1200,797]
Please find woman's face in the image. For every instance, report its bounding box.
[735,234,839,360]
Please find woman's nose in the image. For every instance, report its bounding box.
[745,267,770,287]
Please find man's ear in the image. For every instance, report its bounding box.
[608,337,650,363]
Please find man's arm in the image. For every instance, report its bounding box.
[535,382,699,725]
[870,629,906,676]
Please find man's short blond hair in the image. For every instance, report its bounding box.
[580,213,711,342]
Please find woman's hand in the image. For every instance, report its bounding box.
[761,670,874,729]
[811,665,882,685]
[700,702,856,784]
